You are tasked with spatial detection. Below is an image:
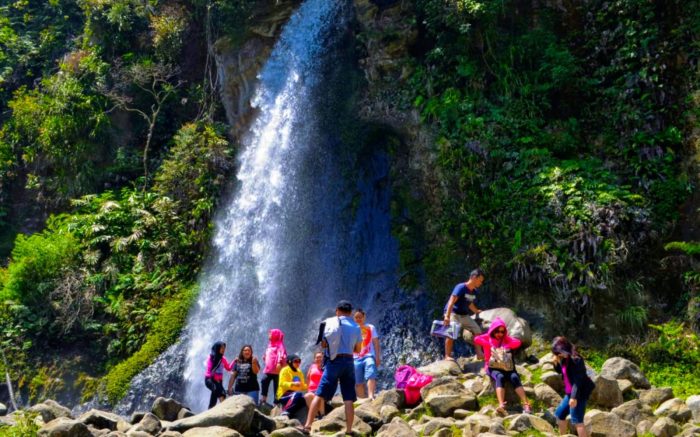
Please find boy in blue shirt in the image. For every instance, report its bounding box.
[443,268,485,360]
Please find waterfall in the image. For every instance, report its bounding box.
[181,0,393,412]
[108,0,440,416]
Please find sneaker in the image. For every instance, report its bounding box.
[523,404,532,414]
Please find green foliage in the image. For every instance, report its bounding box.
[0,411,39,437]
[665,242,700,256]
[102,284,197,403]
[404,0,697,329]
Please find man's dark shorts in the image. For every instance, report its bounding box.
[316,356,356,402]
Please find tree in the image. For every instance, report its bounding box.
[103,60,182,189]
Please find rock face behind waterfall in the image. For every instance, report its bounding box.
[26,355,700,436]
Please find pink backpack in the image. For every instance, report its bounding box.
[394,365,417,389]
[405,372,433,406]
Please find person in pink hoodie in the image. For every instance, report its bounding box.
[260,328,288,405]
[474,317,532,415]
[204,341,235,409]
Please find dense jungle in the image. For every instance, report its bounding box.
[0,0,699,426]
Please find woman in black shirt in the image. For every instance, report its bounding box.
[228,344,261,404]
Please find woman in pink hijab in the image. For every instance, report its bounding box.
[260,328,287,405]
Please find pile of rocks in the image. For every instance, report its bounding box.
[1,354,699,436]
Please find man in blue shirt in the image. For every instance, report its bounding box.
[302,300,361,435]
[443,268,485,360]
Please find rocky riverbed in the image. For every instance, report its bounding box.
[2,354,700,436]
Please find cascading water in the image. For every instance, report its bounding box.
[109,0,440,415]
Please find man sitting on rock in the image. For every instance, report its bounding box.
[442,268,485,360]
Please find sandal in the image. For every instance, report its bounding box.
[496,403,507,416]
[523,404,532,414]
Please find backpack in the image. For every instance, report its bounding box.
[405,372,433,406]
[394,365,417,390]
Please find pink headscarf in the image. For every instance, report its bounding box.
[263,329,288,374]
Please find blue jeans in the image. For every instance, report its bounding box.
[555,394,588,425]
[235,390,259,405]
[354,356,378,384]
[316,356,356,401]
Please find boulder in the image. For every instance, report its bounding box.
[270,427,306,437]
[251,409,276,434]
[177,408,194,420]
[680,424,700,436]
[379,405,400,423]
[125,431,150,437]
[29,400,73,423]
[78,409,128,431]
[650,417,681,437]
[182,426,242,436]
[370,389,405,410]
[0,403,6,416]
[541,371,565,393]
[130,412,161,435]
[272,414,301,430]
[310,406,371,435]
[417,360,463,377]
[463,377,485,394]
[167,395,255,434]
[422,417,455,435]
[506,414,555,433]
[617,379,635,396]
[354,404,383,431]
[152,397,186,422]
[686,395,700,424]
[420,377,478,417]
[477,308,532,348]
[38,417,92,437]
[654,398,692,423]
[130,412,146,425]
[464,413,492,434]
[376,417,418,437]
[639,387,675,408]
[637,419,654,435]
[611,399,652,425]
[586,410,636,437]
[453,409,470,420]
[103,431,128,437]
[535,382,563,408]
[159,432,184,437]
[590,375,624,408]
[600,357,651,389]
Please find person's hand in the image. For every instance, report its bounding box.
[227,389,233,396]
[292,381,301,387]
[443,315,450,326]
[569,398,578,408]
[552,354,560,365]
[375,358,381,368]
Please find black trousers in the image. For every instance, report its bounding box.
[205,377,226,408]
[261,373,280,401]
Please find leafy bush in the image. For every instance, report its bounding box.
[0,411,39,437]
[102,285,197,403]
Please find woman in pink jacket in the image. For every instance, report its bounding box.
[204,341,234,408]
[474,317,532,415]
[260,329,287,405]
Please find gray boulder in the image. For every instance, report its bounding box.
[130,412,162,435]
[680,424,700,436]
[590,375,623,408]
[474,308,532,348]
[376,417,418,437]
[639,387,675,408]
[167,395,255,434]
[159,432,184,437]
[611,399,652,425]
[125,431,150,437]
[534,382,563,408]
[541,371,565,393]
[464,413,493,434]
[354,404,383,431]
[379,405,400,423]
[586,410,636,437]
[270,427,306,437]
[686,395,700,424]
[310,406,371,435]
[417,360,463,377]
[251,409,276,433]
[654,398,692,423]
[29,400,73,423]
[369,389,405,410]
[420,377,478,417]
[600,357,651,389]
[78,409,129,432]
[650,417,681,437]
[152,397,186,422]
[129,412,145,424]
[422,417,455,435]
[0,402,6,416]
[182,426,242,436]
[617,379,636,396]
[637,419,654,435]
[506,414,554,433]
[177,408,194,420]
[38,417,92,437]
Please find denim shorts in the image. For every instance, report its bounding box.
[354,355,378,384]
[234,390,259,405]
[316,356,356,402]
[555,394,588,425]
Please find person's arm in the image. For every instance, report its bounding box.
[504,336,522,350]
[205,357,213,378]
[569,358,588,400]
[443,295,459,325]
[469,301,481,314]
[278,368,294,393]
[223,357,235,372]
[373,337,381,367]
[299,371,308,391]
[473,332,490,347]
[227,362,237,394]
[252,357,260,374]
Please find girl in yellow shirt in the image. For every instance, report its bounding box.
[277,355,314,416]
